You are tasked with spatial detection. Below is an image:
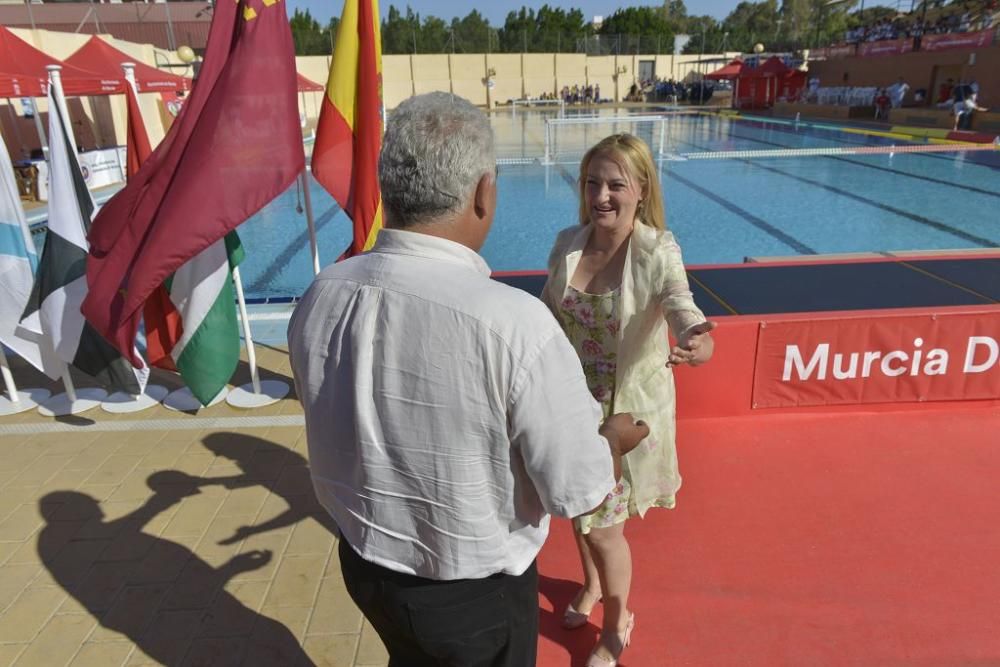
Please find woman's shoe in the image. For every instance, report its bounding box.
[562,590,602,630]
[586,611,635,667]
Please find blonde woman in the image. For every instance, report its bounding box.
[542,133,715,667]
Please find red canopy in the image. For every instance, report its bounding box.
[704,59,745,80]
[0,26,122,97]
[296,72,324,92]
[65,36,191,93]
[752,56,790,78]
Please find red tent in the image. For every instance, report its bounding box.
[0,25,122,97]
[752,56,790,79]
[65,36,191,93]
[296,72,324,92]
[704,59,745,81]
[734,56,794,109]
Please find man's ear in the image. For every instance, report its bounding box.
[473,172,493,219]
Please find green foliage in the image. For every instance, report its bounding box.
[497,5,590,53]
[289,8,333,55]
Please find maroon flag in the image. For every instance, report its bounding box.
[82,0,304,365]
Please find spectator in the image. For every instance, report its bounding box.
[953,92,988,130]
[888,77,909,108]
[875,88,891,119]
[937,78,955,105]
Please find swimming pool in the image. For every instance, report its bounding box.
[64,109,1000,301]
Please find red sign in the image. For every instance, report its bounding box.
[858,38,914,57]
[920,28,996,52]
[752,312,1000,408]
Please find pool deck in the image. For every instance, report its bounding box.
[0,346,388,667]
[2,340,1000,665]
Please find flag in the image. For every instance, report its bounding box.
[0,129,60,377]
[19,83,147,394]
[311,0,383,257]
[82,0,304,365]
[125,84,245,406]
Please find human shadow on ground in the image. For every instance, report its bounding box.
[201,432,338,546]
[37,471,315,666]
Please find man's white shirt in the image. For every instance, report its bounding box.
[288,229,615,580]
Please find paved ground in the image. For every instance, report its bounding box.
[0,346,388,667]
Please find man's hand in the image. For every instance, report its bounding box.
[600,413,650,458]
[669,321,717,367]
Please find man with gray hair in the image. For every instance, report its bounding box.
[288,92,647,666]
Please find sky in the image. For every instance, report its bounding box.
[286,0,745,27]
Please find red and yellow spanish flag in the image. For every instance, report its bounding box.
[311,0,383,257]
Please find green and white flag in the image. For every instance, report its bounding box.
[20,82,148,394]
[144,232,244,406]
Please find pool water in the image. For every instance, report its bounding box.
[70,110,1000,301]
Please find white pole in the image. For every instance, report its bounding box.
[0,347,20,403]
[658,117,666,158]
[300,169,320,275]
[122,62,138,95]
[62,366,78,403]
[32,101,47,159]
[230,266,261,394]
[544,120,551,164]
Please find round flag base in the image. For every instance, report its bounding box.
[163,386,227,412]
[38,387,107,417]
[226,380,289,409]
[101,384,169,414]
[0,388,52,416]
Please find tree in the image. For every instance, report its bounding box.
[599,6,675,53]
[419,15,451,53]
[382,5,421,54]
[289,8,331,55]
[452,10,491,53]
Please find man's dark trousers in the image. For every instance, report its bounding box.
[339,539,539,666]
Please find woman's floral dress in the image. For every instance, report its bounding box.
[557,284,633,533]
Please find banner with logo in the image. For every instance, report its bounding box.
[858,38,914,57]
[920,28,997,52]
[752,311,1000,408]
[810,44,857,59]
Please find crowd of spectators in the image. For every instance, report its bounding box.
[841,1,997,44]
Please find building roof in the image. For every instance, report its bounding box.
[0,2,213,50]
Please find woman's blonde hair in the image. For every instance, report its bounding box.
[577,133,666,231]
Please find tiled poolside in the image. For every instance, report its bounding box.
[0,346,388,667]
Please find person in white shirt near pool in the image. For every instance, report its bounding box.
[288,91,650,667]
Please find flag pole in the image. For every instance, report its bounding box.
[225,266,289,408]
[0,347,51,415]
[301,169,320,275]
[98,63,169,414]
[35,67,107,417]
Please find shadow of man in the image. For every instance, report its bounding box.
[201,432,338,546]
[37,471,315,666]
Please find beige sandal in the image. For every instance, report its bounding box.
[561,590,602,630]
[586,611,635,667]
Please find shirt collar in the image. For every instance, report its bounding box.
[372,228,492,277]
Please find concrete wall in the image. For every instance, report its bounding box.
[0,29,736,161]
[808,47,1000,108]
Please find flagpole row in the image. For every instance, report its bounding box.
[0,347,20,403]
[230,266,261,395]
[300,169,320,275]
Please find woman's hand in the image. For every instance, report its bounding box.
[668,321,716,367]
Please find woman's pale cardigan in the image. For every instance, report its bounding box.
[542,222,706,515]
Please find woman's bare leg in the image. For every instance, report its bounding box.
[570,528,603,613]
[583,521,633,661]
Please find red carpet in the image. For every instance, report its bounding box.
[537,404,1000,666]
